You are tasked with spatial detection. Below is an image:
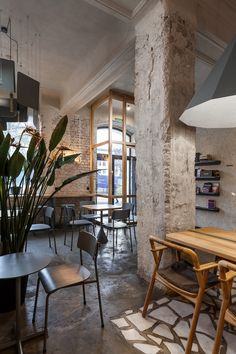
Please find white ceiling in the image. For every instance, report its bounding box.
[0,0,147,106]
[0,0,236,113]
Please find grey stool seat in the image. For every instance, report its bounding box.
[32,231,104,353]
[30,224,51,231]
[69,219,93,227]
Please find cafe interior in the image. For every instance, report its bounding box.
[0,0,236,353]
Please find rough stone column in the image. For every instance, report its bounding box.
[135,0,196,278]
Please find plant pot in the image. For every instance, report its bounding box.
[0,275,28,313]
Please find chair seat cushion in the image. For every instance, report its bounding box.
[69,220,93,226]
[82,214,99,220]
[39,264,91,294]
[30,224,50,231]
[158,261,218,293]
[103,221,127,229]
[229,302,236,316]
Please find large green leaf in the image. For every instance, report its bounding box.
[0,134,11,176]
[55,153,80,168]
[27,135,38,162]
[0,126,4,144]
[47,169,55,186]
[49,116,68,152]
[7,149,25,178]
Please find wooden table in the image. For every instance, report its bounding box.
[82,203,122,243]
[0,253,51,354]
[166,227,236,262]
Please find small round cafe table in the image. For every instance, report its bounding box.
[0,252,51,354]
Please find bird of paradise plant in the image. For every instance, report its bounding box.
[0,115,95,255]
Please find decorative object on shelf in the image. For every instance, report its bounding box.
[179,36,236,128]
[212,182,220,194]
[208,199,216,209]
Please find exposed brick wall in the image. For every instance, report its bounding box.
[40,100,91,197]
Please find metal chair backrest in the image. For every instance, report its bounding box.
[79,200,95,216]
[44,206,55,228]
[112,208,130,221]
[65,205,76,221]
[77,230,98,260]
[122,202,134,213]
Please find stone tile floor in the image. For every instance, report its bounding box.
[111,289,236,354]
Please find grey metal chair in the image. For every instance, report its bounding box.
[103,208,132,256]
[79,200,99,223]
[32,230,104,353]
[64,205,95,251]
[30,206,57,254]
[122,202,137,242]
[59,203,76,227]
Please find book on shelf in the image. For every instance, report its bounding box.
[212,182,220,193]
[202,182,213,193]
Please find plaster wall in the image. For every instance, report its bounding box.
[196,128,236,230]
[135,0,196,279]
[40,99,90,197]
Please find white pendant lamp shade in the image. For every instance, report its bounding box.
[180,36,236,128]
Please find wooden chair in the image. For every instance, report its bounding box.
[212,260,236,354]
[142,236,219,354]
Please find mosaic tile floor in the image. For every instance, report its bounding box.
[111,291,236,354]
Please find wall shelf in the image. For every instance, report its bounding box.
[195,160,221,166]
[197,192,220,196]
[196,206,220,212]
[195,176,220,181]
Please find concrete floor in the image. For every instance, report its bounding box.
[0,227,153,354]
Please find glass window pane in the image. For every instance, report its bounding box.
[126,103,135,143]
[126,147,136,196]
[113,157,122,196]
[112,142,122,156]
[112,99,123,139]
[94,99,109,144]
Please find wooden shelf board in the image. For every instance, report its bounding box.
[195,160,221,166]
[195,176,220,181]
[197,192,220,196]
[196,206,220,212]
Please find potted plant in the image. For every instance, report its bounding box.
[0,115,94,311]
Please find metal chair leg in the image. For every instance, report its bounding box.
[48,231,52,248]
[52,230,57,254]
[112,229,115,256]
[95,266,104,327]
[82,283,86,305]
[70,228,74,251]
[32,277,40,323]
[43,294,50,353]
[129,226,133,252]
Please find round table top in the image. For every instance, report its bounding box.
[0,253,51,279]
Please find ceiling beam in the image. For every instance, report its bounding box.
[83,0,148,22]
